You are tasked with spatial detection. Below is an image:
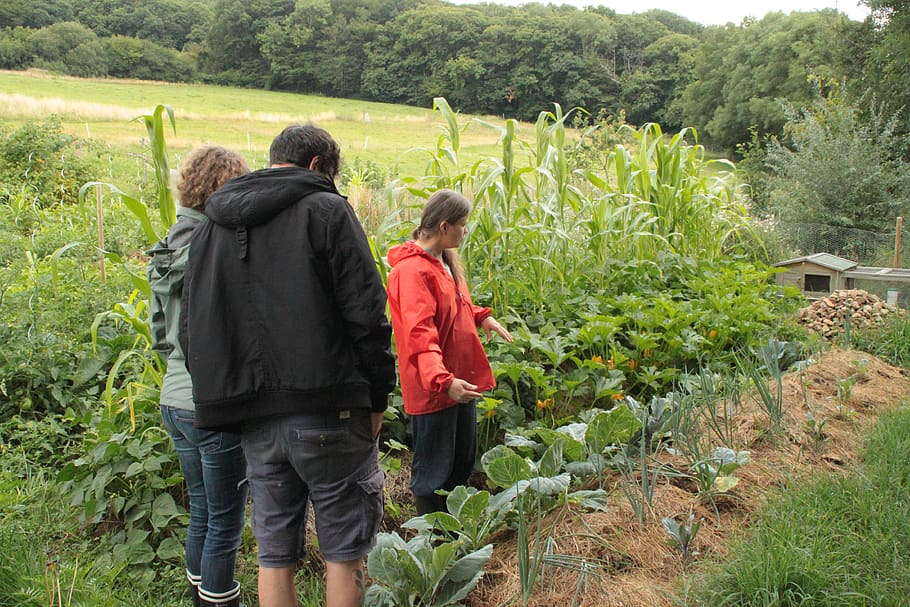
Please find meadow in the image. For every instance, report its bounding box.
[3,70,910,607]
[0,69,511,179]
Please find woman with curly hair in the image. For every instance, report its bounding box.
[147,146,250,607]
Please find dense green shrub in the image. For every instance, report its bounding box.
[0,125,138,421]
[105,36,195,81]
[0,119,104,208]
[0,26,33,70]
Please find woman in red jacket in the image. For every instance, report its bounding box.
[387,189,513,515]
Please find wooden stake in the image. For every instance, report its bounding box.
[895,216,903,268]
[96,185,106,282]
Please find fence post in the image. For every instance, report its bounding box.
[895,216,903,268]
[95,184,106,282]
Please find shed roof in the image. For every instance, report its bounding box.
[774,252,857,272]
[844,266,910,282]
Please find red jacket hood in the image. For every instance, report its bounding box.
[388,241,438,268]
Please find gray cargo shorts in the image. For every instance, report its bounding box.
[241,408,384,566]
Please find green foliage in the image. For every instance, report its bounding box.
[0,20,196,81]
[0,119,102,208]
[28,21,100,70]
[365,532,492,607]
[219,0,707,121]
[104,36,195,81]
[0,26,34,69]
[691,406,910,605]
[862,0,910,159]
[504,404,643,484]
[201,0,294,87]
[662,512,702,564]
[850,313,910,369]
[608,403,673,522]
[56,401,185,574]
[70,0,212,50]
[0,413,80,469]
[1,0,883,139]
[688,447,750,496]
[363,99,799,435]
[404,486,511,555]
[0,525,44,607]
[51,104,178,577]
[389,406,621,605]
[0,0,73,29]
[0,150,138,422]
[765,94,910,234]
[677,11,865,152]
[0,509,122,607]
[0,457,130,607]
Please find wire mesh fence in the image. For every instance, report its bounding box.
[770,220,910,303]
[776,222,907,267]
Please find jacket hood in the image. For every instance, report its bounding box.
[388,240,440,267]
[205,166,338,228]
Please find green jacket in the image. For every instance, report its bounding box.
[147,207,205,409]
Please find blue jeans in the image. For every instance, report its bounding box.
[160,405,248,595]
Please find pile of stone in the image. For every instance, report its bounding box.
[798,289,905,338]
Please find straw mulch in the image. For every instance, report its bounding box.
[464,348,909,607]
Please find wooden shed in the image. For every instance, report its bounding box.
[774,253,857,298]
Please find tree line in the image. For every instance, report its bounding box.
[1,0,906,154]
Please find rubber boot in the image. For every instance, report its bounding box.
[198,581,242,607]
[186,570,201,607]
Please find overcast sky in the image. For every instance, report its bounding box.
[446,0,870,25]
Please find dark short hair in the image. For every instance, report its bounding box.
[177,146,249,210]
[269,124,341,178]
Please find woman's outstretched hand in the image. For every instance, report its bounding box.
[481,316,513,343]
[448,378,482,403]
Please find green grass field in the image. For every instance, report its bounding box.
[0,69,518,179]
[690,404,910,606]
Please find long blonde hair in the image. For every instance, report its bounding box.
[412,189,471,285]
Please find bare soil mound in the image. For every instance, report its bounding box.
[466,348,909,607]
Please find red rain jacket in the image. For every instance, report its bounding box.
[387,241,496,415]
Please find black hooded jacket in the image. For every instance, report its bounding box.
[180,166,396,429]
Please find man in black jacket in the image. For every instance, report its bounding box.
[182,124,396,607]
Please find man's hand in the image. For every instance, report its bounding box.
[370,412,384,440]
[447,378,482,403]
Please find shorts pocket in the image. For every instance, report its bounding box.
[293,426,349,448]
[355,467,385,546]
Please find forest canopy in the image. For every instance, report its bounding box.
[1,0,906,154]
